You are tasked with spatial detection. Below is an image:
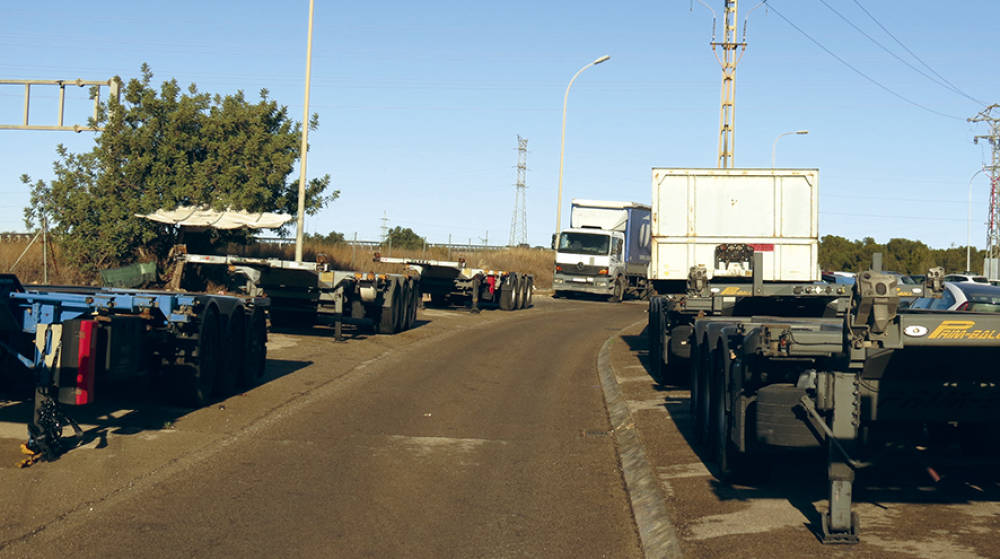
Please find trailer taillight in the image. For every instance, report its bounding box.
[598,268,609,275]
[555,265,563,272]
[59,320,97,405]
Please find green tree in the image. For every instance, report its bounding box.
[22,64,337,273]
[384,226,425,250]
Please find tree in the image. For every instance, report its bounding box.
[22,64,337,273]
[307,231,346,244]
[384,226,425,250]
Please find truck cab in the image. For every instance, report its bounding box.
[552,227,626,299]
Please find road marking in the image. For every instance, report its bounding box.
[628,400,668,413]
[385,435,505,456]
[657,462,711,480]
[686,498,810,540]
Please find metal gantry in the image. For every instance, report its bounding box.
[509,135,528,247]
[712,1,746,168]
[0,78,121,132]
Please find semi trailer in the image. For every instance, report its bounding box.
[372,255,533,311]
[0,274,268,462]
[644,168,1000,543]
[552,199,651,301]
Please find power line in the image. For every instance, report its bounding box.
[815,0,982,106]
[850,0,986,106]
[763,1,963,121]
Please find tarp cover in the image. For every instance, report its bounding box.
[139,206,293,230]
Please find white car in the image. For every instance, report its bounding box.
[908,281,1000,312]
[942,273,989,284]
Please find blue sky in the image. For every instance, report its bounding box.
[3,1,998,249]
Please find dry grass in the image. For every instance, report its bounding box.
[4,237,556,289]
[0,238,89,285]
[228,241,555,288]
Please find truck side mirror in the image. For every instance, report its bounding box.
[551,234,556,250]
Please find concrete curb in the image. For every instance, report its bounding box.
[598,321,684,559]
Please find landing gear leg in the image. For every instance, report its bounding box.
[820,372,860,544]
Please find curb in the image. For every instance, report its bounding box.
[598,322,684,559]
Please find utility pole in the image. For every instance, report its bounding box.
[509,135,528,246]
[699,1,748,168]
[970,104,1000,279]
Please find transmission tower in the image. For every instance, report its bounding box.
[380,211,389,242]
[508,135,528,246]
[970,104,1000,277]
[706,1,747,168]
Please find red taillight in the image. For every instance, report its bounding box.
[956,301,970,311]
[598,268,609,275]
[555,265,563,272]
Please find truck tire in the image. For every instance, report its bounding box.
[401,278,416,331]
[378,280,401,334]
[647,297,665,384]
[511,273,522,310]
[499,276,515,311]
[241,307,267,387]
[215,306,245,398]
[517,275,529,309]
[407,278,420,328]
[525,276,534,307]
[691,335,711,443]
[394,278,408,333]
[610,276,624,303]
[665,325,692,386]
[754,384,820,448]
[183,305,220,407]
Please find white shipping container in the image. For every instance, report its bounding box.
[649,168,819,282]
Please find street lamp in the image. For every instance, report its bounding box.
[771,129,809,168]
[555,55,611,242]
[295,0,316,263]
[968,168,986,273]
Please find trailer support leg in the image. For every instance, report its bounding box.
[820,372,860,544]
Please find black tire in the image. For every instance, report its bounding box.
[517,275,529,309]
[610,276,624,303]
[691,337,711,444]
[710,350,737,478]
[215,306,245,398]
[241,307,267,388]
[408,278,420,328]
[185,305,220,407]
[648,297,665,384]
[378,280,401,334]
[401,278,415,331]
[525,277,534,307]
[511,274,522,310]
[499,276,515,310]
[665,324,692,386]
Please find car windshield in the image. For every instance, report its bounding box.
[557,232,610,256]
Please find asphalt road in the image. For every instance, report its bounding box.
[0,296,646,558]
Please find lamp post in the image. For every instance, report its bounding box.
[771,129,809,168]
[295,0,315,263]
[968,168,986,273]
[555,55,610,242]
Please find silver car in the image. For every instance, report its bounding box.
[908,281,1000,312]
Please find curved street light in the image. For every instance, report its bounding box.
[771,129,808,168]
[968,168,986,273]
[555,55,611,242]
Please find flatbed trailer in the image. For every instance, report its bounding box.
[169,251,420,339]
[372,255,533,311]
[0,274,268,461]
[648,257,1000,543]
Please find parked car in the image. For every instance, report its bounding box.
[908,281,1000,312]
[942,273,990,284]
[821,271,856,285]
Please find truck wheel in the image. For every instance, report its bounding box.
[499,276,515,310]
[242,307,267,387]
[691,336,711,443]
[610,276,624,303]
[525,276,534,307]
[710,352,737,479]
[378,280,401,334]
[215,306,245,398]
[647,297,665,384]
[665,325,692,386]
[184,305,220,407]
[511,274,522,310]
[401,278,415,331]
[517,275,529,309]
[407,278,420,328]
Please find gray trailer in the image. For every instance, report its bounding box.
[644,168,1000,542]
[373,255,533,311]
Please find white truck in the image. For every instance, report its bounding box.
[552,199,652,301]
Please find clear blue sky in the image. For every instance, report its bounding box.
[3,1,998,250]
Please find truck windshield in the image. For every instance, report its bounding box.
[557,232,610,256]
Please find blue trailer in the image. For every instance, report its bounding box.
[0,274,268,461]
